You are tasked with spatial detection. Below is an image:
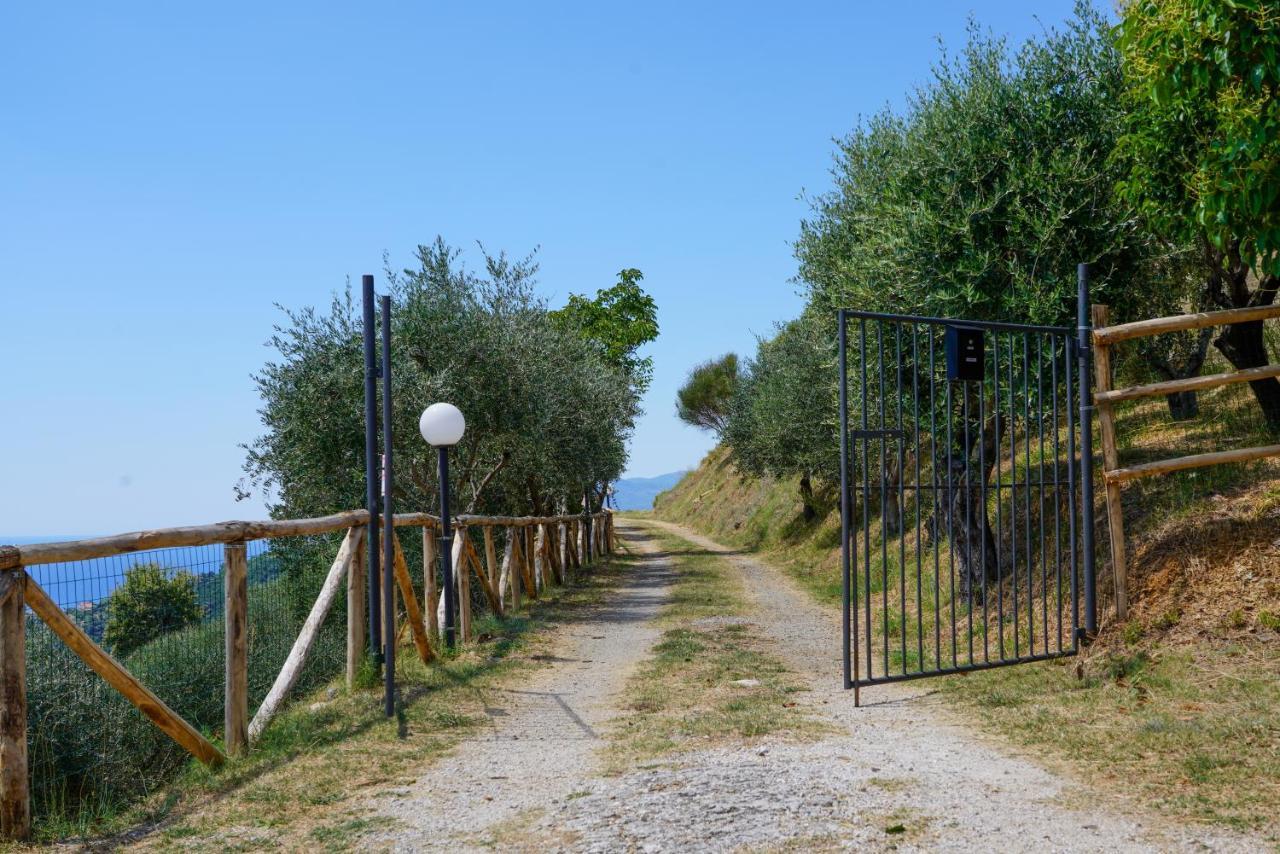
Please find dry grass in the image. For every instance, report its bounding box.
[605,528,825,771]
[655,431,1280,837]
[59,555,635,852]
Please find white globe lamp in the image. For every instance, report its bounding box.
[419,402,466,447]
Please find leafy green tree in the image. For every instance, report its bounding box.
[102,564,202,659]
[676,353,738,435]
[1116,0,1280,429]
[725,315,835,520]
[798,4,1142,328]
[242,239,645,526]
[551,268,659,396]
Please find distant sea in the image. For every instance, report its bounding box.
[1,535,264,610]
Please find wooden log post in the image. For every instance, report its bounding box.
[223,543,248,757]
[24,576,225,767]
[1092,304,1129,620]
[391,535,434,665]
[483,527,501,610]
[423,527,439,640]
[458,528,472,642]
[249,527,361,741]
[0,571,29,840]
[464,538,502,615]
[534,524,548,589]
[347,534,367,689]
[505,527,523,610]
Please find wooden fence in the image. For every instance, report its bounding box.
[0,508,617,838]
[1091,302,1280,620]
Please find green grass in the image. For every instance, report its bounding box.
[72,552,633,850]
[942,643,1280,835]
[605,527,824,770]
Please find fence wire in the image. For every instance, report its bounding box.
[24,534,349,825]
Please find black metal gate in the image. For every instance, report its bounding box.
[838,303,1097,700]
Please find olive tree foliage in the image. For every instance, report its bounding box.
[241,239,643,521]
[676,353,738,435]
[1116,0,1280,430]
[724,314,836,520]
[102,564,202,659]
[797,5,1148,328]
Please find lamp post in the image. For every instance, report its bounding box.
[419,402,465,648]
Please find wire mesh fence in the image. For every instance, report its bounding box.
[24,533,349,824]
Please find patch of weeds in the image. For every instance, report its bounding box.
[1258,610,1280,631]
[606,528,825,770]
[1122,621,1145,645]
[1224,609,1248,630]
[1152,609,1182,631]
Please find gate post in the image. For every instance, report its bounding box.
[1077,263,1098,638]
[837,311,853,695]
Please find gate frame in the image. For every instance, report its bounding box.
[838,265,1098,702]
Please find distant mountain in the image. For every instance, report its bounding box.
[611,471,688,511]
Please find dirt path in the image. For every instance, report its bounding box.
[372,520,1261,852]
[364,526,677,851]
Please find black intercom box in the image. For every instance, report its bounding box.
[945,325,984,381]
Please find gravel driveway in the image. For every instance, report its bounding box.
[369,520,1262,853]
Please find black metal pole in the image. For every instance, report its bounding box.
[380,294,396,716]
[838,311,852,694]
[438,445,457,649]
[1077,263,1098,638]
[361,276,382,665]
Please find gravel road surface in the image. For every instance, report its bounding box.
[371,520,1262,853]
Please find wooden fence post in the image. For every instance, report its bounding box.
[347,534,366,689]
[0,571,29,840]
[458,528,472,642]
[223,543,248,757]
[506,527,523,610]
[423,527,439,640]
[1092,304,1128,620]
[483,528,499,597]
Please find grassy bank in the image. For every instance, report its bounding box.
[605,527,822,771]
[60,554,632,852]
[654,446,1280,836]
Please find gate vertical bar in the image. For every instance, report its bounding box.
[361,275,382,665]
[379,294,396,716]
[838,312,853,696]
[1077,263,1098,638]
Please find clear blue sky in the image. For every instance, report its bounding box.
[1,1,1081,535]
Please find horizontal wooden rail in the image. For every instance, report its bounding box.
[0,510,614,570]
[1095,364,1280,404]
[1104,444,1280,484]
[1093,302,1280,346]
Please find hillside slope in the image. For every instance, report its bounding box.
[653,445,1280,834]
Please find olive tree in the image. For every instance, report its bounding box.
[1116,0,1280,431]
[241,239,646,524]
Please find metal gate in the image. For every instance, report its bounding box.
[838,306,1097,700]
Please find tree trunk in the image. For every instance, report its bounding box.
[881,454,902,537]
[798,474,816,522]
[1214,320,1280,433]
[934,412,1001,601]
[1164,390,1200,421]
